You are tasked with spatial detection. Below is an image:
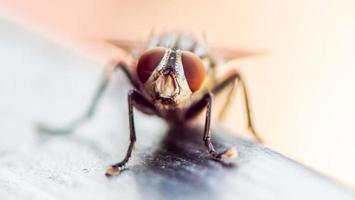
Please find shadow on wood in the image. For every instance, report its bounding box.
[124,125,355,200]
[133,125,237,199]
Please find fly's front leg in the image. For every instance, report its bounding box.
[105,90,155,177]
[37,62,137,135]
[185,93,238,162]
[212,69,262,142]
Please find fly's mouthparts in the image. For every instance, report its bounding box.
[154,95,176,105]
[154,73,178,99]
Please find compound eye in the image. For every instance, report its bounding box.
[137,47,165,83]
[182,51,206,92]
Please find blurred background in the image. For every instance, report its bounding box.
[0,0,354,189]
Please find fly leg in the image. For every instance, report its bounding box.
[105,90,155,176]
[212,69,262,142]
[185,93,237,162]
[216,81,236,121]
[37,62,138,135]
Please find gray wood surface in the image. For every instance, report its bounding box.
[0,18,354,200]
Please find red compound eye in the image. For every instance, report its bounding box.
[182,51,206,92]
[137,47,165,83]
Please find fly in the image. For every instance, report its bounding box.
[38,32,263,176]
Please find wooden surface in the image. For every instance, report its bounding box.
[0,18,354,200]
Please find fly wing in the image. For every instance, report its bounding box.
[209,46,266,61]
[106,38,266,60]
[106,38,147,58]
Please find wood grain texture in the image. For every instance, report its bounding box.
[0,18,354,200]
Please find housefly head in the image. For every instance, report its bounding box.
[137,47,206,106]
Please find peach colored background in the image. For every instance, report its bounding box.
[1,0,355,188]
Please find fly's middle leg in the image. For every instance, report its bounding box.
[212,69,262,143]
[37,62,137,135]
[105,89,155,176]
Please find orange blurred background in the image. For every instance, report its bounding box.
[1,0,355,188]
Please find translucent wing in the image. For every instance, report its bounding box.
[106,38,266,60]
[209,46,266,61]
[106,38,145,53]
[105,38,145,59]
